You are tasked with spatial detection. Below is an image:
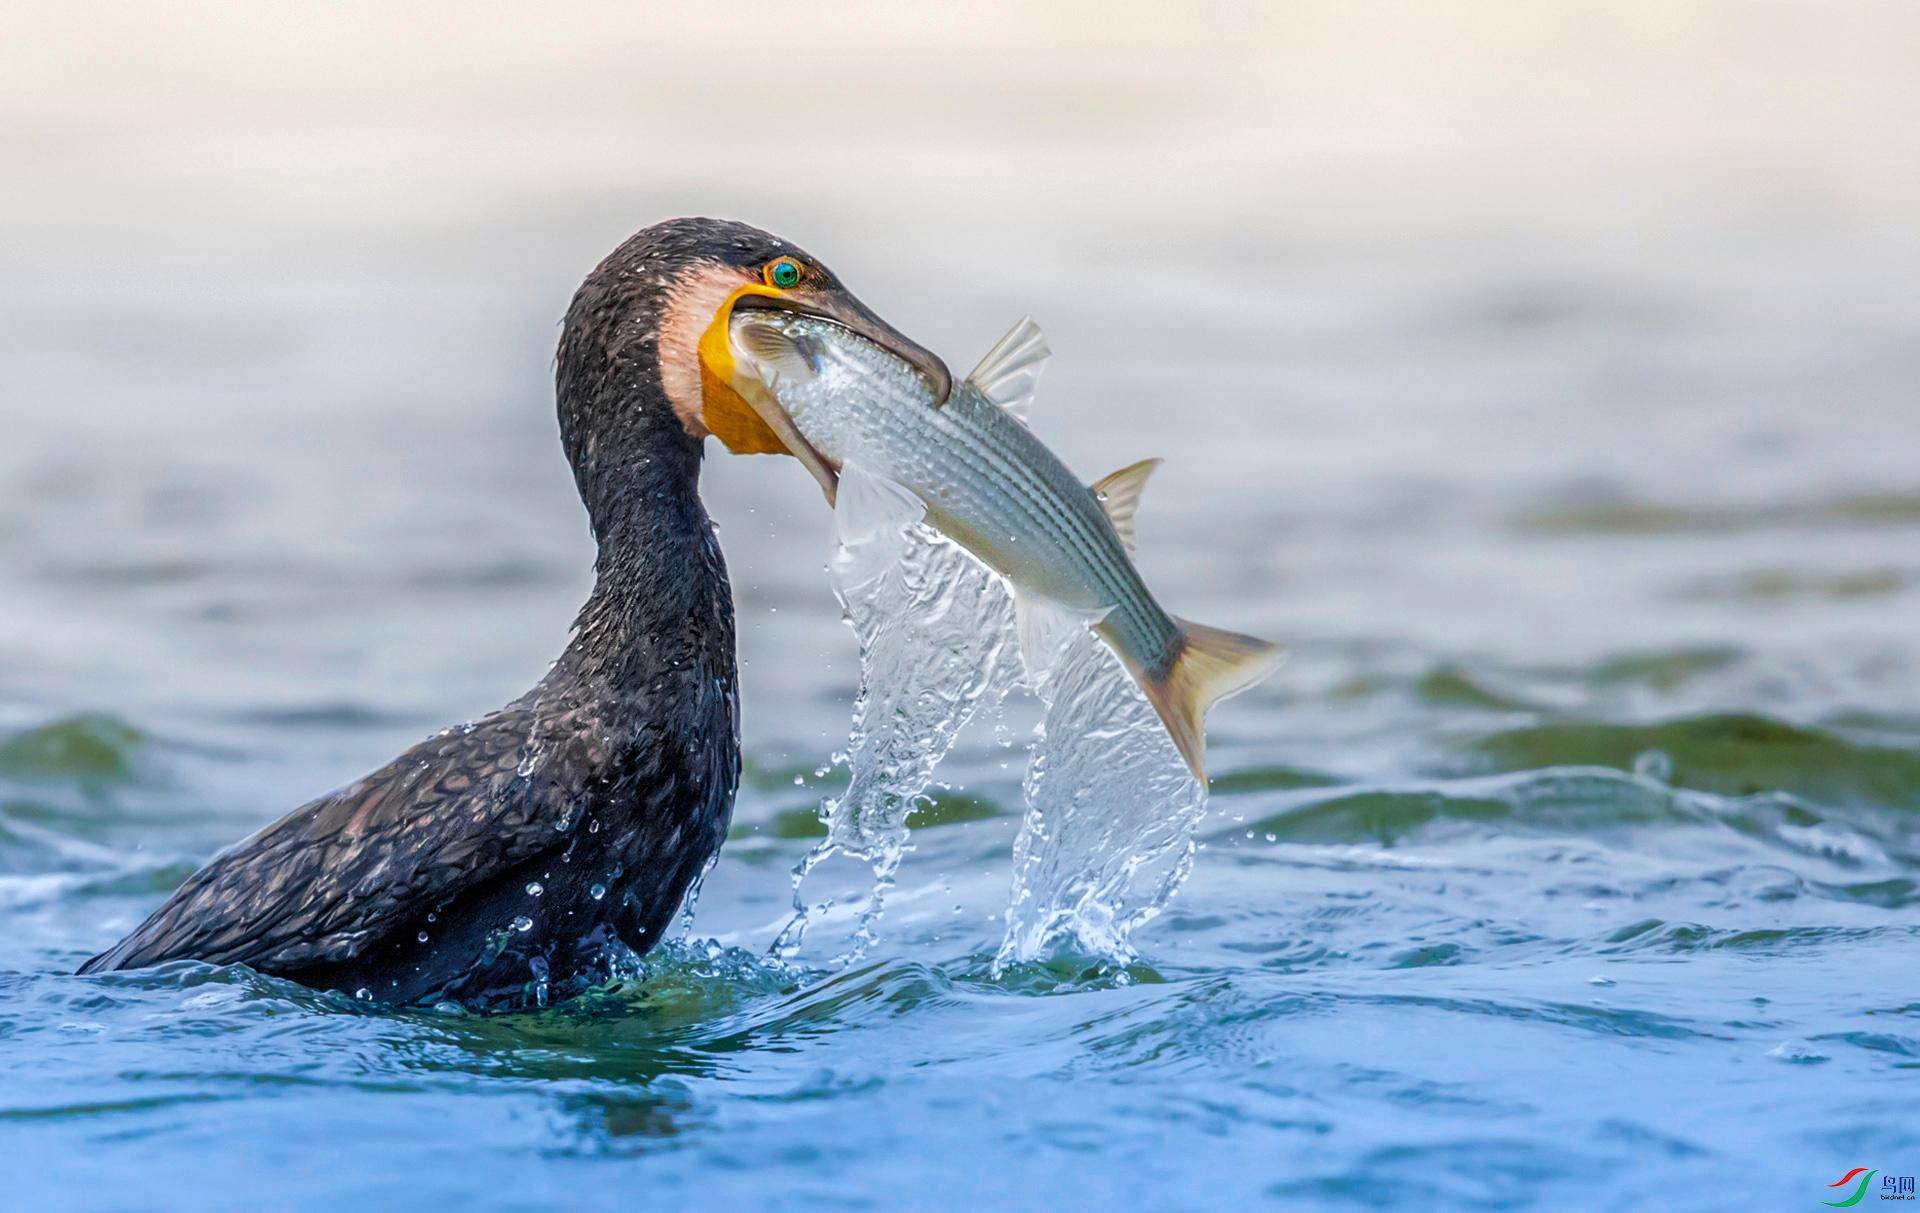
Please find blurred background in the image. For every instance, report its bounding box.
[5,1,1918,737]
[2,3,1917,1208]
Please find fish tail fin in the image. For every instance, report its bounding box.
[1140,618,1284,783]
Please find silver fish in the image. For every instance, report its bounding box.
[726,310,1281,780]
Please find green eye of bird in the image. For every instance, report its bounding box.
[768,259,800,288]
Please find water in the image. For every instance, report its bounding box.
[783,503,1206,969]
[999,623,1209,968]
[6,4,1920,1208]
[776,522,1019,960]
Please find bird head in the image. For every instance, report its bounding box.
[646,219,947,468]
[559,218,946,517]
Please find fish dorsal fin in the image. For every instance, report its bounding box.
[963,316,1049,420]
[1089,458,1161,554]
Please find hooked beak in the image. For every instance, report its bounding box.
[733,287,951,404]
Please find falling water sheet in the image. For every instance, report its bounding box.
[784,515,1207,969]
[774,521,1021,960]
[995,602,1208,970]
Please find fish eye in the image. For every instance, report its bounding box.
[765,258,802,289]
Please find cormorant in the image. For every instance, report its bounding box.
[78,218,948,1008]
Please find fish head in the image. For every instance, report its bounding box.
[656,229,949,482]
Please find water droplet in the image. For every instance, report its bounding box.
[417,931,429,943]
[512,915,533,933]
[526,882,543,896]
[1633,748,1674,783]
[354,988,371,1001]
[589,883,607,901]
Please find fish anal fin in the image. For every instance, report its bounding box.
[1090,457,1161,554]
[1139,618,1285,782]
[1014,591,1111,683]
[962,316,1050,419]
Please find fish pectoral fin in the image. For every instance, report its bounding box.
[962,316,1049,420]
[1089,457,1161,554]
[731,321,819,383]
[1013,590,1112,686]
[1140,618,1286,783]
[829,461,927,586]
[724,320,841,499]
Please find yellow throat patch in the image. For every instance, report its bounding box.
[697,285,789,456]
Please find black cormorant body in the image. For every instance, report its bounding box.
[79,218,946,1008]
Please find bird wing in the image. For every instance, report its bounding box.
[80,704,618,974]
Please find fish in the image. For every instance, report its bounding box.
[724,309,1283,781]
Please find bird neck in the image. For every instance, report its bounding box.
[553,348,736,699]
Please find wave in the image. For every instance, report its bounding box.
[1593,919,1920,956]
[1512,487,1920,536]
[1460,713,1920,810]
[1223,767,1683,846]
[1213,761,1915,904]
[0,714,151,788]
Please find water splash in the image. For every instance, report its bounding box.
[779,514,1210,969]
[672,853,717,941]
[774,523,1020,961]
[995,618,1207,970]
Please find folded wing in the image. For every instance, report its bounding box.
[78,706,607,974]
